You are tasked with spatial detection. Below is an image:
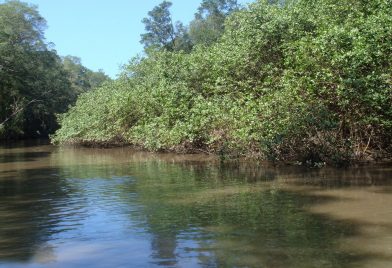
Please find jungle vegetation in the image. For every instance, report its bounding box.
[6,0,392,165]
[0,0,110,139]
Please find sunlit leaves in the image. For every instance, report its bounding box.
[54,0,392,164]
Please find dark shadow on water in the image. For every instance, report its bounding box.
[141,190,369,268]
[287,166,392,188]
[119,161,388,268]
[0,151,52,163]
[0,139,50,149]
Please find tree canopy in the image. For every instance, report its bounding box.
[141,0,240,52]
[140,1,177,51]
[62,56,111,95]
[189,0,239,46]
[0,0,110,139]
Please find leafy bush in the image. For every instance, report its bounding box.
[53,0,392,165]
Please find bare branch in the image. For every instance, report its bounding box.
[0,99,42,126]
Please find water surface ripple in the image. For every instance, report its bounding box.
[0,140,391,267]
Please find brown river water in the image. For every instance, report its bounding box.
[0,140,391,267]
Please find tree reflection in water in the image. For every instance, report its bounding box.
[0,144,391,267]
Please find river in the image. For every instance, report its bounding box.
[0,140,391,267]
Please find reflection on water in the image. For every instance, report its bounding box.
[0,140,391,267]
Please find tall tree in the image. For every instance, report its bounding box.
[62,56,91,94]
[189,0,239,46]
[87,69,111,89]
[0,0,74,138]
[140,1,175,51]
[140,1,192,52]
[62,56,110,94]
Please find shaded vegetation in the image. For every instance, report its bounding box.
[0,0,110,140]
[53,0,392,165]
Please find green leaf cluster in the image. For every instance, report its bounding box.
[0,1,111,139]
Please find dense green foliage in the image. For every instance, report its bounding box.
[54,0,392,165]
[141,0,238,51]
[0,1,110,139]
[62,56,111,95]
[0,0,71,138]
[189,0,239,46]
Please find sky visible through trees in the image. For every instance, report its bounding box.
[23,0,253,78]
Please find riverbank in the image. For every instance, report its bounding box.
[52,1,392,167]
[49,137,392,168]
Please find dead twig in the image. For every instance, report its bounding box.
[0,99,42,126]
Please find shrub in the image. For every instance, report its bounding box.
[53,0,392,165]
